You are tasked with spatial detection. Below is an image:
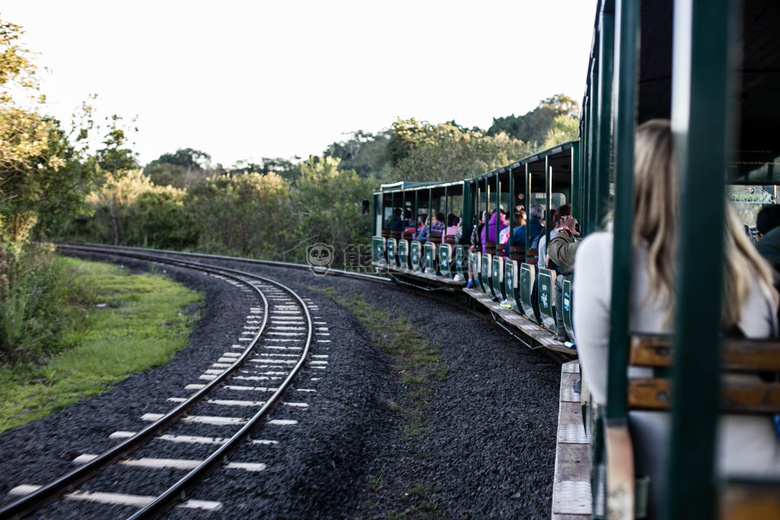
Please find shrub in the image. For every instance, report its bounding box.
[0,244,95,365]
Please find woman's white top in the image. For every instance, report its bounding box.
[573,232,780,478]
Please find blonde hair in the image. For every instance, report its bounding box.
[632,119,774,326]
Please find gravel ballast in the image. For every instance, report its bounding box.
[0,254,561,519]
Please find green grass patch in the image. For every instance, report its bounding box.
[319,287,447,436]
[0,257,203,433]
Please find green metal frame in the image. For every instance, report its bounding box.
[372,236,386,266]
[439,244,453,279]
[664,1,736,518]
[398,239,410,269]
[386,238,398,268]
[491,255,505,300]
[519,262,539,324]
[480,253,492,295]
[537,268,557,330]
[410,241,422,272]
[504,260,521,312]
[454,245,468,282]
[562,276,575,342]
[423,242,437,275]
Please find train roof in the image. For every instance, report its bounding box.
[583,0,780,183]
[377,140,577,196]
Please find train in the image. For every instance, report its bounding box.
[371,0,780,519]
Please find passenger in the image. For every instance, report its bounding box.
[403,219,417,236]
[431,211,446,239]
[547,213,580,342]
[499,211,524,246]
[445,213,459,238]
[481,208,507,253]
[538,205,571,271]
[517,207,527,227]
[416,215,426,235]
[573,119,780,518]
[505,203,544,256]
[757,225,780,276]
[466,211,487,288]
[756,204,780,241]
[415,215,429,243]
[391,208,404,233]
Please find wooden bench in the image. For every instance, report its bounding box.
[599,335,780,519]
[509,246,526,262]
[627,336,780,413]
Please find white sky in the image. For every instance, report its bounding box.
[3,0,598,168]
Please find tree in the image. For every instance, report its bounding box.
[291,156,372,266]
[541,114,580,150]
[228,157,300,181]
[143,148,212,187]
[323,130,392,179]
[86,169,153,245]
[185,172,292,257]
[486,94,579,149]
[390,119,530,183]
[0,20,99,247]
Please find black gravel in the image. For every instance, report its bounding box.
[0,253,561,519]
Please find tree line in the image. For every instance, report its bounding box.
[0,17,578,363]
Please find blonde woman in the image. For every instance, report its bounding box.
[572,118,780,517]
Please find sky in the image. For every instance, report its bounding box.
[3,0,598,168]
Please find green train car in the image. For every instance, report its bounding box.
[372,0,780,518]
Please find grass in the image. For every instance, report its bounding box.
[319,287,450,518]
[0,257,203,433]
[319,287,447,434]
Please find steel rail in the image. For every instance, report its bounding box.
[0,247,306,519]
[54,241,394,285]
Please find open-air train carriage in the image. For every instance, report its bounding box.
[551,0,780,519]
[372,179,473,284]
[371,144,579,357]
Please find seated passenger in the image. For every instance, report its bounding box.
[391,208,404,233]
[481,208,507,253]
[756,204,780,241]
[505,203,544,256]
[573,119,780,518]
[548,214,580,342]
[415,215,429,242]
[431,211,446,239]
[501,210,526,248]
[444,213,458,237]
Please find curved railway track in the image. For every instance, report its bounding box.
[0,246,318,520]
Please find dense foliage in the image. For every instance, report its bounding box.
[0,14,579,364]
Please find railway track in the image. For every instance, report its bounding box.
[0,246,321,519]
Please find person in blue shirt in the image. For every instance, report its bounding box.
[505,203,544,256]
